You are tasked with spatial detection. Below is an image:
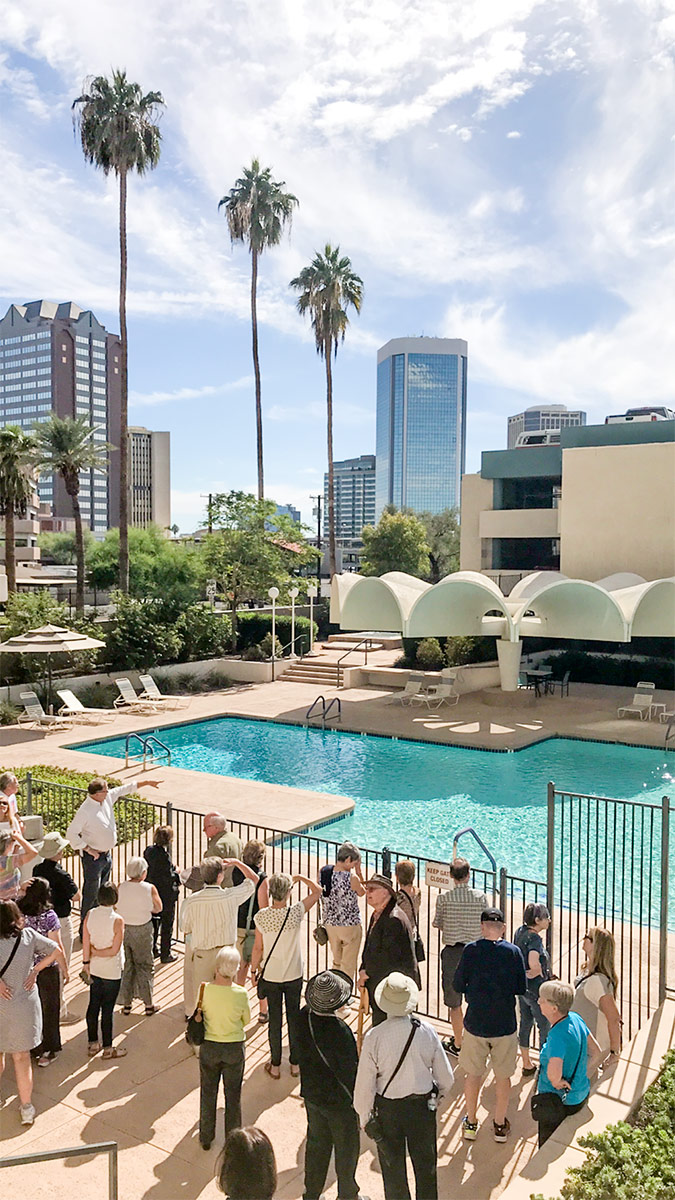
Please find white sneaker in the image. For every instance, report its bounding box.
[60,1011,80,1025]
[20,1103,36,1125]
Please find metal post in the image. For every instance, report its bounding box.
[659,794,670,1005]
[25,771,32,815]
[109,1141,118,1200]
[166,801,173,826]
[499,866,507,922]
[546,781,556,963]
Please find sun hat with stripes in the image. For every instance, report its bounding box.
[305,969,352,1014]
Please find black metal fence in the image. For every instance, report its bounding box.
[19,773,672,1037]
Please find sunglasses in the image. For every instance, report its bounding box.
[583,933,594,942]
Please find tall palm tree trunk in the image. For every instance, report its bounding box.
[69,487,86,615]
[324,339,337,579]
[250,248,264,501]
[5,510,16,595]
[118,167,130,593]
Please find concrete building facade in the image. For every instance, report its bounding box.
[460,421,675,584]
[507,403,586,449]
[324,454,376,541]
[376,337,468,518]
[128,427,171,530]
[0,300,122,536]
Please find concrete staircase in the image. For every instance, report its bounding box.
[278,657,343,686]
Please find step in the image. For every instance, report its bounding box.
[321,641,384,652]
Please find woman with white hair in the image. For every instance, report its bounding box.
[198,945,251,1151]
[251,872,322,1080]
[116,856,162,1016]
[534,980,603,1146]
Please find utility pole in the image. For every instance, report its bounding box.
[200,493,213,534]
[311,494,322,548]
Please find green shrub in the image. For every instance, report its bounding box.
[174,605,231,662]
[415,637,445,671]
[153,668,234,694]
[106,593,182,670]
[8,764,156,852]
[540,650,675,689]
[530,1050,675,1200]
[0,700,20,726]
[260,632,284,659]
[242,644,266,662]
[445,635,497,666]
[236,612,317,656]
[394,653,416,669]
[75,683,118,709]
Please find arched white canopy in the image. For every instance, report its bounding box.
[338,571,430,633]
[407,571,516,640]
[614,578,675,637]
[508,579,629,642]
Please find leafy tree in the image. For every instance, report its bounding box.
[361,509,429,577]
[219,160,298,500]
[419,508,460,582]
[3,591,69,637]
[106,593,181,670]
[203,491,316,651]
[33,416,112,614]
[73,70,164,594]
[88,525,203,612]
[416,638,445,670]
[174,606,231,662]
[38,529,95,567]
[0,427,37,595]
[290,244,363,577]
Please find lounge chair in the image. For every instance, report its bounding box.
[56,689,116,724]
[425,683,460,709]
[617,692,652,720]
[113,678,163,714]
[18,691,73,731]
[394,674,429,706]
[138,674,190,710]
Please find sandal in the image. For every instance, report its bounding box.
[88,1042,101,1057]
[102,1047,128,1059]
[144,1005,160,1015]
[258,1012,269,1024]
[121,1006,131,1016]
[290,1064,300,1077]
[264,1062,280,1080]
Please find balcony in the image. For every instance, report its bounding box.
[479,508,560,540]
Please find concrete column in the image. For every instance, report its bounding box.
[497,639,522,691]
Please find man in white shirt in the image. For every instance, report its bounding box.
[179,855,257,1016]
[354,972,453,1200]
[66,775,162,937]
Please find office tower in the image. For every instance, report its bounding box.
[375,337,468,518]
[507,404,586,448]
[323,454,376,540]
[128,427,171,529]
[0,300,121,535]
[274,503,301,525]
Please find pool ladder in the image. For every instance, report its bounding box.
[124,732,171,769]
[306,695,342,728]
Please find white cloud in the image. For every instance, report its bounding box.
[130,377,253,407]
[267,400,372,426]
[506,129,521,138]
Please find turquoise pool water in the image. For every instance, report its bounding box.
[74,719,673,884]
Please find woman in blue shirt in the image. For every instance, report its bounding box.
[535,981,603,1146]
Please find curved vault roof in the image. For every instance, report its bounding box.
[332,571,674,642]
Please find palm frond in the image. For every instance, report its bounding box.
[219,158,298,253]
[289,243,364,358]
[72,69,164,177]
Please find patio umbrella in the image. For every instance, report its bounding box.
[0,623,106,709]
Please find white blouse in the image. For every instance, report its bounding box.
[254,901,305,983]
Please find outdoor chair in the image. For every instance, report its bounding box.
[617,692,653,720]
[425,683,460,709]
[18,691,73,731]
[138,674,190,710]
[113,678,163,714]
[551,670,570,698]
[56,689,116,724]
[396,673,429,706]
[636,680,656,693]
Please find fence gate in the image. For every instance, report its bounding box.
[547,784,671,1040]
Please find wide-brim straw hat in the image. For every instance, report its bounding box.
[375,971,420,1017]
[40,831,68,859]
[306,969,352,1014]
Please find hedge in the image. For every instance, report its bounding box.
[236,612,317,656]
[531,1049,675,1200]
[10,764,157,852]
[539,650,675,690]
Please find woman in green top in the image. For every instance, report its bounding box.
[199,945,251,1152]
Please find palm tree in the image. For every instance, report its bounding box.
[219,160,298,500]
[290,245,363,577]
[72,70,164,594]
[0,427,37,595]
[33,416,112,615]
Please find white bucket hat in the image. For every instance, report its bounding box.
[374,971,419,1017]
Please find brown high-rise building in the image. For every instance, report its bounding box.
[0,300,122,535]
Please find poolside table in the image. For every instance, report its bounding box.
[525,668,553,698]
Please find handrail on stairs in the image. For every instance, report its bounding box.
[272,632,308,681]
[336,637,376,688]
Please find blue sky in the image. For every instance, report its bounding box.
[0,0,673,532]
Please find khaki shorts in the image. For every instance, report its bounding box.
[459,1030,518,1080]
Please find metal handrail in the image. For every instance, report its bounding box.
[124,732,147,768]
[324,697,342,724]
[278,632,309,659]
[452,826,497,873]
[0,1140,118,1200]
[305,694,342,728]
[336,637,375,688]
[143,735,171,767]
[306,695,327,721]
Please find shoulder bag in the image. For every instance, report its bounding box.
[241,890,257,962]
[256,906,290,1000]
[364,1018,420,1143]
[308,1012,356,1103]
[186,981,207,1046]
[531,1033,585,1123]
[0,932,21,980]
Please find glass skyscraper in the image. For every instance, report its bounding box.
[375,337,468,518]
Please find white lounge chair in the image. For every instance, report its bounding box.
[18,691,73,731]
[395,673,430,706]
[57,689,116,724]
[617,692,652,720]
[425,683,460,709]
[113,678,163,714]
[138,674,189,710]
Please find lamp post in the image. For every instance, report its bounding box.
[268,586,279,680]
[307,583,318,654]
[289,586,299,655]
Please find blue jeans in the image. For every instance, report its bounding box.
[518,991,550,1049]
[80,850,112,937]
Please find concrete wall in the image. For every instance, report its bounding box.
[479,507,559,539]
[560,442,675,580]
[459,473,493,570]
[348,662,501,693]
[5,656,273,704]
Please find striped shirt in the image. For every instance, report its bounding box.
[433,883,488,946]
[180,880,254,950]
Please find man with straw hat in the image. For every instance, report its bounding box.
[354,972,453,1200]
[32,831,80,1023]
[295,969,367,1200]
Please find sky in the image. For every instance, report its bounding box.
[0,0,673,534]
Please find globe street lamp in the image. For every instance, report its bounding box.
[289,586,300,655]
[307,583,318,654]
[268,586,279,680]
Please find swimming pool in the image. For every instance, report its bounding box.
[75,718,673,882]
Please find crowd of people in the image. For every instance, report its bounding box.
[0,773,625,1200]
